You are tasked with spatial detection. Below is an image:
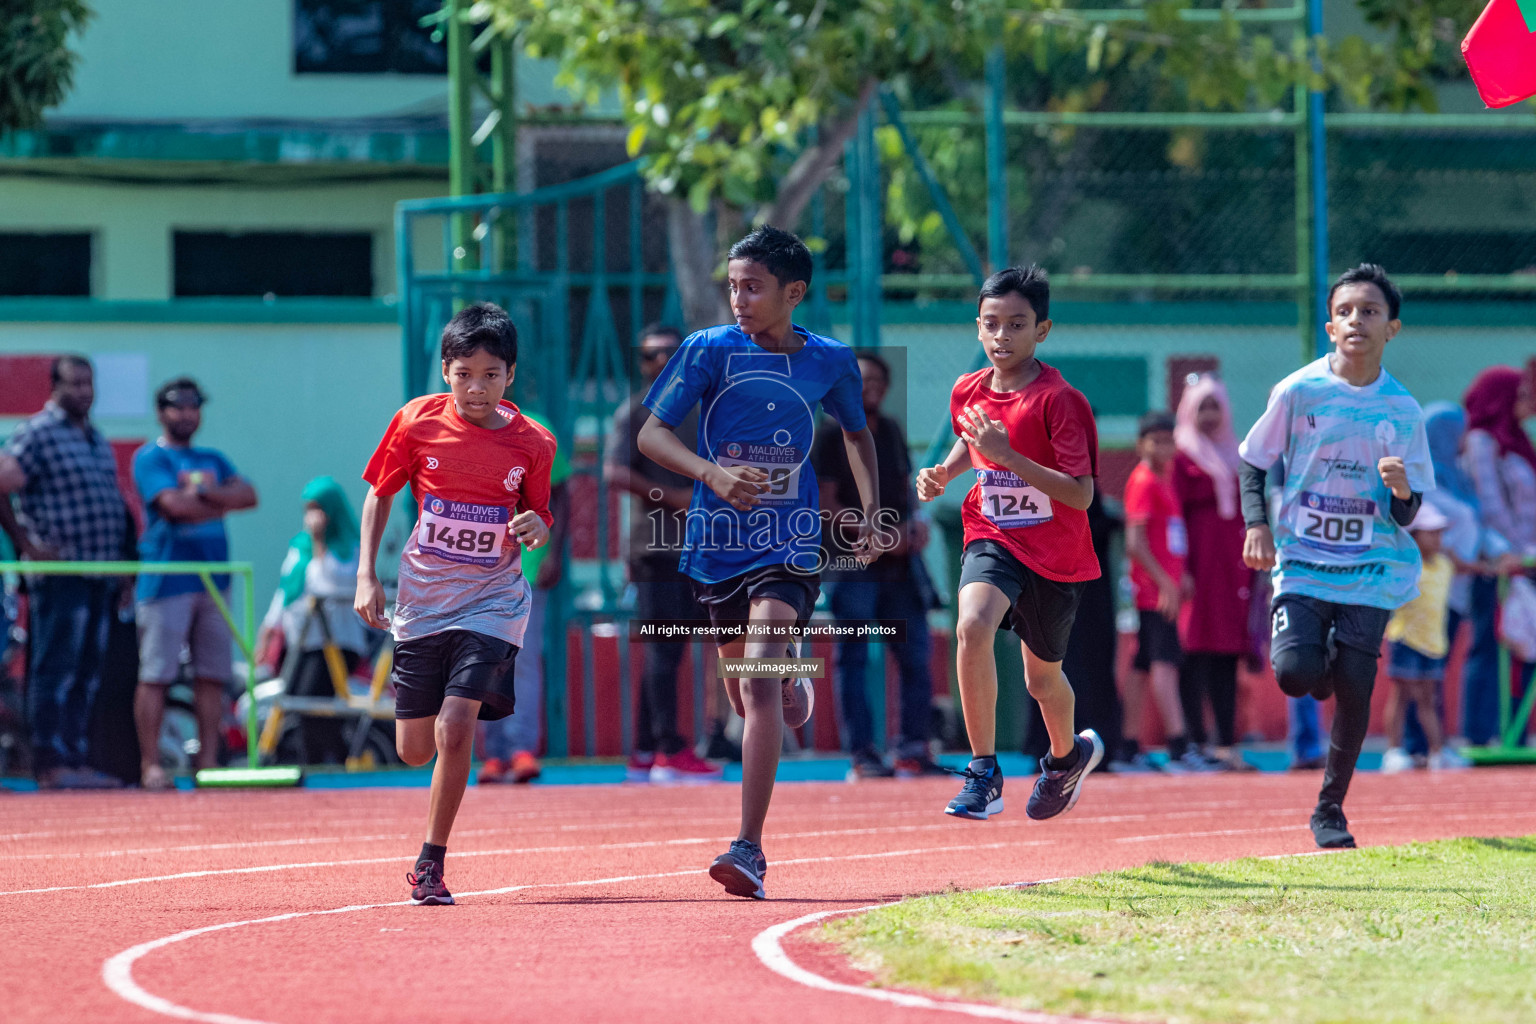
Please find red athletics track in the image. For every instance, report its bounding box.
[4,768,1535,1024]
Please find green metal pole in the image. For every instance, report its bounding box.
[1293,50,1313,367]
[984,44,1009,273]
[447,0,477,272]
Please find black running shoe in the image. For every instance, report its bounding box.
[944,758,1004,820]
[407,860,454,905]
[1310,801,1356,848]
[1026,729,1105,821]
[709,839,767,899]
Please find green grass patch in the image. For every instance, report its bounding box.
[825,836,1536,1024]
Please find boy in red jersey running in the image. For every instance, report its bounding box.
[917,266,1104,821]
[355,303,555,905]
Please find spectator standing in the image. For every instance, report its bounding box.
[0,355,129,789]
[1380,504,1468,771]
[1123,411,1210,772]
[257,476,370,764]
[1396,403,1513,762]
[605,325,726,782]
[812,352,943,779]
[1171,375,1253,769]
[132,378,257,789]
[1461,367,1536,746]
[477,407,570,784]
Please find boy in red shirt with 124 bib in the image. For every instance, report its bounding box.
[355,302,555,906]
[917,266,1104,822]
[1124,411,1212,773]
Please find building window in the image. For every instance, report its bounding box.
[0,233,91,296]
[173,232,373,298]
[294,0,446,75]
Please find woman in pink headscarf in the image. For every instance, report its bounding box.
[1460,364,1536,746]
[1171,374,1256,768]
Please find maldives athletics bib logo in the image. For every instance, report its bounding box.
[725,442,743,459]
[429,498,446,515]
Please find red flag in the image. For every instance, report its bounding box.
[1462,0,1536,108]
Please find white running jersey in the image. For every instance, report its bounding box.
[1240,356,1435,610]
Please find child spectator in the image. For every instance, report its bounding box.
[1124,411,1209,772]
[1381,504,1468,771]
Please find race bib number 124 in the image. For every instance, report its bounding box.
[977,469,1053,528]
[417,494,510,566]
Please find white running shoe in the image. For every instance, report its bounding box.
[1428,747,1471,771]
[1380,747,1415,774]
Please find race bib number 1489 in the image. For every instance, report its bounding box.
[417,494,510,566]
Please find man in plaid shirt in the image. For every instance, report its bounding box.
[1,355,129,789]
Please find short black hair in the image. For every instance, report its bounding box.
[977,265,1050,322]
[1327,263,1401,321]
[637,322,684,346]
[50,354,92,386]
[727,225,813,288]
[441,302,518,366]
[1138,410,1176,438]
[855,350,891,384]
[155,376,205,409]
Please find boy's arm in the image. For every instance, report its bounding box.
[1239,460,1277,571]
[354,487,393,630]
[956,405,1093,510]
[637,415,768,511]
[1124,521,1181,618]
[916,438,971,502]
[510,445,555,551]
[840,426,886,561]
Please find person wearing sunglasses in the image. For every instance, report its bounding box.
[132,377,258,789]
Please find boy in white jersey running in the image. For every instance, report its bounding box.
[1239,264,1434,849]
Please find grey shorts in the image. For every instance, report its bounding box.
[138,590,234,684]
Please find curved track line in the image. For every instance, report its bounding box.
[101,842,1018,1023]
[751,901,1091,1024]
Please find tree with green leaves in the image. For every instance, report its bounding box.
[484,0,1496,326]
[1,0,92,132]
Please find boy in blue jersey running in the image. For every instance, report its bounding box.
[1239,264,1434,849]
[638,226,884,899]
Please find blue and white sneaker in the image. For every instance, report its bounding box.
[709,839,767,899]
[1026,729,1105,820]
[944,757,1004,820]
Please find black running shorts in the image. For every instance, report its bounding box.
[1270,594,1391,662]
[1132,609,1183,671]
[958,539,1084,664]
[392,629,519,721]
[693,563,820,643]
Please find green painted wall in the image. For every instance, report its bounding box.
[0,177,447,301]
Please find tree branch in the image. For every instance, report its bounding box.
[760,77,881,231]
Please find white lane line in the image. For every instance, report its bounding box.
[101,842,1019,1024]
[4,822,1043,897]
[750,844,1379,1022]
[751,894,1090,1023]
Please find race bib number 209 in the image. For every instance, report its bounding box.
[1294,491,1374,554]
[417,494,510,566]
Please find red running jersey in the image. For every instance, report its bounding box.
[951,362,1099,582]
[1124,460,1187,611]
[363,394,556,644]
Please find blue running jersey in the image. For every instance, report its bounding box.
[643,324,867,583]
[1239,356,1435,610]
